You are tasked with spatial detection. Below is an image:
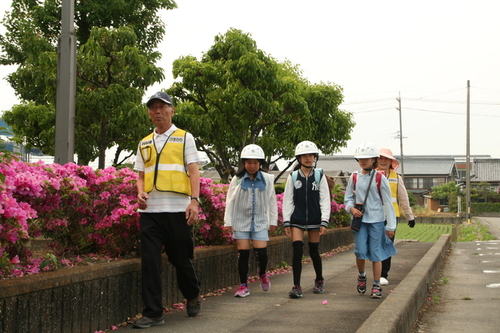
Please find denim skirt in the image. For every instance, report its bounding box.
[353,222,397,262]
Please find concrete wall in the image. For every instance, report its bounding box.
[357,234,452,333]
[0,228,353,333]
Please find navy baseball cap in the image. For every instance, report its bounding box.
[146,91,173,107]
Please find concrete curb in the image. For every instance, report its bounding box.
[357,234,452,333]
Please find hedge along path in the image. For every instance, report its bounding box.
[396,223,452,242]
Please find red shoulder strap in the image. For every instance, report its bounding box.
[354,171,383,202]
[376,171,382,202]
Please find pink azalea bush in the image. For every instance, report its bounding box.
[0,155,350,279]
[195,178,232,246]
[329,188,350,228]
[0,158,141,278]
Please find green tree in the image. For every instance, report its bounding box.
[168,29,354,182]
[407,191,417,207]
[430,181,460,200]
[0,0,176,168]
[430,181,462,212]
[473,182,497,203]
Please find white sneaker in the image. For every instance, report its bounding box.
[380,277,389,286]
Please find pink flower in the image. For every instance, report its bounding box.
[10,255,20,264]
[11,269,24,277]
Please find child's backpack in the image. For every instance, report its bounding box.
[291,168,334,200]
[291,168,324,185]
[352,171,383,201]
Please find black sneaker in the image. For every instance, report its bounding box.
[289,285,303,298]
[132,315,165,329]
[357,275,367,294]
[371,284,382,299]
[313,280,325,294]
[187,297,201,317]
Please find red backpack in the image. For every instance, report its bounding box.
[352,171,383,202]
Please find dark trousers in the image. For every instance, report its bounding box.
[381,218,398,279]
[140,212,200,318]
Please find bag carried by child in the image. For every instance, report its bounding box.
[350,170,378,231]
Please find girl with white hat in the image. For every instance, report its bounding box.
[224,144,278,297]
[344,143,397,299]
[283,141,331,298]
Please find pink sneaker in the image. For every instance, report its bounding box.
[260,274,271,291]
[234,284,250,297]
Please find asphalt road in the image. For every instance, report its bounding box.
[411,217,500,333]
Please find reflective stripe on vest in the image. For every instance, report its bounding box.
[387,170,400,217]
[139,129,191,195]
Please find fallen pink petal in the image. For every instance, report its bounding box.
[322,300,328,305]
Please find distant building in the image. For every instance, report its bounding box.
[1,118,54,163]
[470,158,500,190]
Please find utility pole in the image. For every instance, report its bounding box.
[466,80,471,224]
[54,0,76,164]
[396,92,404,176]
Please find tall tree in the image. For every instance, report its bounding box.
[0,0,176,168]
[169,28,354,182]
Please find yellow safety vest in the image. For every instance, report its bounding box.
[139,129,191,195]
[386,170,400,217]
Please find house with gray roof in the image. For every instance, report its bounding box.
[398,156,458,206]
[470,158,500,190]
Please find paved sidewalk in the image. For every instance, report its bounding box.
[117,240,435,333]
[106,217,500,332]
[412,217,500,333]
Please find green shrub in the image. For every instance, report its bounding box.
[471,202,500,214]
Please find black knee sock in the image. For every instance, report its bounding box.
[237,249,250,285]
[254,247,268,276]
[308,242,323,281]
[292,241,304,286]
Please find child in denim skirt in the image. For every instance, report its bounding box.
[344,142,397,299]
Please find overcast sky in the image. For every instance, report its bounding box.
[1,0,499,160]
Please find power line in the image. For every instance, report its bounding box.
[349,108,395,114]
[405,97,500,105]
[346,106,500,117]
[401,107,500,117]
[341,97,393,105]
[342,86,500,107]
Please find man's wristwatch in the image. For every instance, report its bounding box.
[191,197,201,204]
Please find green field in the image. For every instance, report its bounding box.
[395,219,495,242]
[395,223,452,242]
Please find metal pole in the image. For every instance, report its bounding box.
[54,0,76,164]
[396,92,404,176]
[466,80,471,224]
